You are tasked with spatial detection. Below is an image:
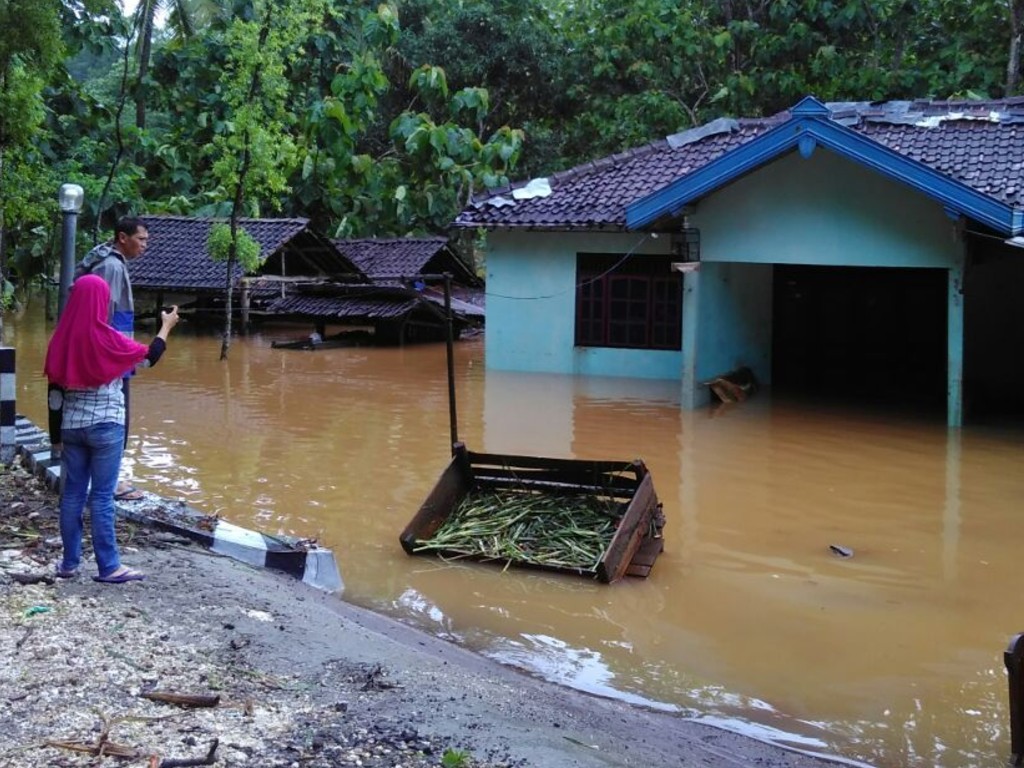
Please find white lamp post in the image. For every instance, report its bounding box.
[57,183,84,318]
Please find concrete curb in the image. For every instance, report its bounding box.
[14,415,343,594]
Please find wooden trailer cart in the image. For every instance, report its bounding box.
[400,444,665,582]
[398,279,666,583]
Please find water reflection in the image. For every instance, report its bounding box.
[8,296,1024,768]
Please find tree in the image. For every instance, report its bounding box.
[132,0,209,130]
[0,0,64,321]
[205,0,326,359]
[395,0,569,175]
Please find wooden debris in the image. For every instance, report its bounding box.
[159,738,219,768]
[361,663,398,692]
[140,690,221,708]
[704,366,758,404]
[15,625,36,652]
[829,544,854,558]
[401,445,665,583]
[46,737,140,758]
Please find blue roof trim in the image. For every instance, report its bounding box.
[626,97,1021,235]
[790,95,831,117]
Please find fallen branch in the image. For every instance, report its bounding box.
[140,690,221,708]
[160,738,219,768]
[45,738,139,758]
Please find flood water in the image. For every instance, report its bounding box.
[9,296,1024,768]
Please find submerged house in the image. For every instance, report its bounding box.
[333,236,481,290]
[127,217,477,343]
[332,236,484,326]
[265,237,484,343]
[128,215,365,321]
[454,96,1024,426]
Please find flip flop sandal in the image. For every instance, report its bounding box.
[93,568,146,584]
[55,564,79,579]
[114,486,145,501]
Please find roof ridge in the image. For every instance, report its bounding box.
[140,214,310,225]
[334,236,447,244]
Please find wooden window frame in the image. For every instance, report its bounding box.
[575,253,681,350]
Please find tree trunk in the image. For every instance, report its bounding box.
[220,137,252,361]
[135,5,155,131]
[220,6,271,360]
[95,22,135,242]
[219,245,235,361]
[0,146,6,342]
[1008,0,1024,95]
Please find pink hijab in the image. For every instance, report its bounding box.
[44,274,149,389]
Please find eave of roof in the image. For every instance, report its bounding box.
[626,96,1024,235]
[455,95,1024,236]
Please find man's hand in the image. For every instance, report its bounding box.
[158,305,180,339]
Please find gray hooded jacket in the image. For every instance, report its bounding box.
[75,243,135,338]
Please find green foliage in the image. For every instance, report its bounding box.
[395,0,570,173]
[206,222,261,273]
[5,0,1024,296]
[206,0,324,210]
[440,747,471,768]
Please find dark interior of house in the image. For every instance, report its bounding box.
[771,265,948,412]
[962,242,1024,422]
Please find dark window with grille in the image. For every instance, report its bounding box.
[575,254,681,350]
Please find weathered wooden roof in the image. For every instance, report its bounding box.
[129,216,365,293]
[333,237,481,286]
[266,283,484,322]
[455,96,1024,232]
[267,293,422,321]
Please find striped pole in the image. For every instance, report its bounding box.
[0,347,15,465]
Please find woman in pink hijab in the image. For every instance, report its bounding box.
[44,274,179,583]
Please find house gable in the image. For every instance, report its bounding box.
[626,96,1024,235]
[333,237,480,286]
[697,150,961,269]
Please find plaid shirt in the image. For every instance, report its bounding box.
[61,378,126,430]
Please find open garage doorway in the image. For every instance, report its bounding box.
[771,265,948,412]
[963,244,1024,422]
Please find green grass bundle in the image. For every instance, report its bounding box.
[414,489,623,571]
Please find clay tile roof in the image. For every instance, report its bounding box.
[455,98,1024,230]
[333,237,480,286]
[129,215,364,292]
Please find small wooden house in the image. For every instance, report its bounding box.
[127,218,481,344]
[332,236,485,324]
[128,215,365,322]
[263,237,484,344]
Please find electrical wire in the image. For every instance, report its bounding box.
[483,232,655,301]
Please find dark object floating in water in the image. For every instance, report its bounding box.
[271,330,374,350]
[829,544,854,558]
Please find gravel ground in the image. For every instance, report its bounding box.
[0,460,856,768]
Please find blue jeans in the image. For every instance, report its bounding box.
[59,422,125,577]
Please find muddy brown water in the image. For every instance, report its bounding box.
[9,297,1024,767]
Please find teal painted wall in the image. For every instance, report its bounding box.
[696,149,961,268]
[693,262,774,388]
[485,230,682,379]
